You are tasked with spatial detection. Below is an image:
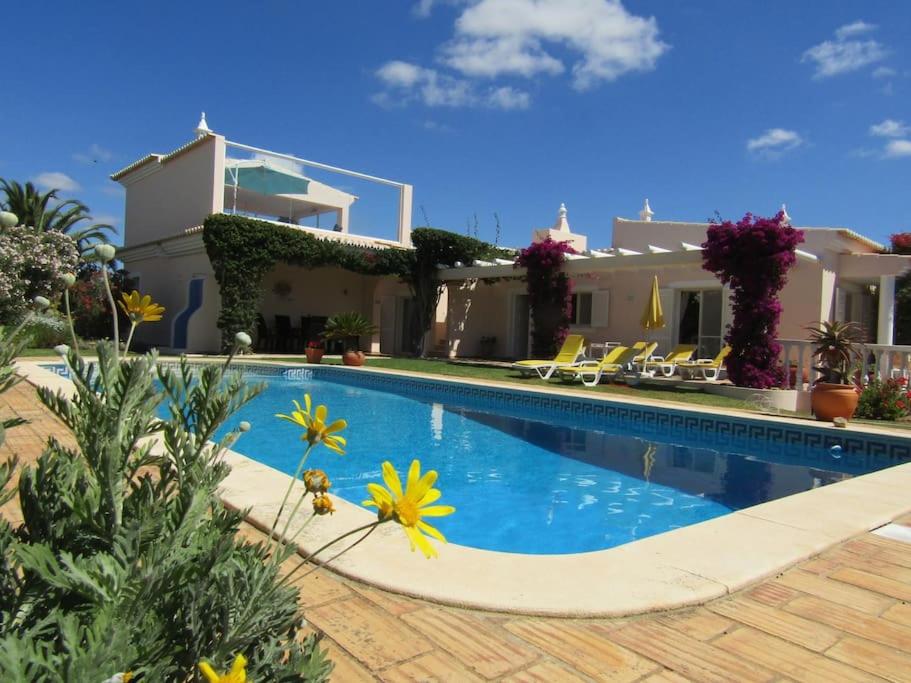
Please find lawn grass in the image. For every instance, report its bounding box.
[21,348,63,357]
[262,355,752,410]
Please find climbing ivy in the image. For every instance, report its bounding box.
[203,214,508,352]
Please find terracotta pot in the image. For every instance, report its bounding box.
[342,350,365,367]
[304,348,324,364]
[811,382,859,421]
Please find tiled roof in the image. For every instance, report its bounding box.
[110,133,215,181]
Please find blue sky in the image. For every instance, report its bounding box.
[3,0,910,248]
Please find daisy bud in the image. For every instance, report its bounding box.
[61,273,76,287]
[234,331,252,347]
[0,211,17,228]
[54,344,70,356]
[33,296,50,309]
[94,244,116,263]
[312,495,335,516]
[238,421,251,432]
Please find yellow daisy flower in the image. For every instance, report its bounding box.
[276,394,347,454]
[363,460,455,558]
[117,290,165,324]
[199,653,247,683]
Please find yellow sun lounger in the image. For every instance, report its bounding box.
[556,345,640,386]
[639,344,697,377]
[512,334,586,380]
[629,341,658,365]
[677,346,732,381]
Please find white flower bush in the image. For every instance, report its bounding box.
[0,225,79,323]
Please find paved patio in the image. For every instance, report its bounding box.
[3,380,911,682]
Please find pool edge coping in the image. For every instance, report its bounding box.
[15,359,911,617]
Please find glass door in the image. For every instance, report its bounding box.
[678,289,722,359]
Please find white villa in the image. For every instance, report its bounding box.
[113,118,911,367]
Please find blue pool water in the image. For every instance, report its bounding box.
[44,363,909,554]
[207,371,874,555]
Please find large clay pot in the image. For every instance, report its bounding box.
[305,348,324,364]
[811,382,859,421]
[342,350,365,367]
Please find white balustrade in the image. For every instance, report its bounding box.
[777,339,911,391]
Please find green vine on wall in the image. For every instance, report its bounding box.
[203,214,509,352]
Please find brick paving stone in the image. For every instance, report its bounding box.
[785,595,911,651]
[655,608,734,642]
[500,660,592,683]
[826,636,911,682]
[822,549,911,583]
[504,620,659,682]
[829,566,911,601]
[321,641,377,683]
[883,602,911,628]
[708,596,841,652]
[714,627,879,682]
[607,622,776,683]
[350,582,422,617]
[402,607,538,679]
[774,570,895,615]
[306,597,434,670]
[378,650,484,683]
[640,672,692,683]
[744,581,800,607]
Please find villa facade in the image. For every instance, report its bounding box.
[113,116,418,354]
[113,119,910,360]
[442,204,910,361]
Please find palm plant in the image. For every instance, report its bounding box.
[322,311,377,352]
[806,320,864,384]
[0,179,114,254]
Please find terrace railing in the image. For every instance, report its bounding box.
[778,339,911,391]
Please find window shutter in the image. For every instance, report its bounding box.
[591,290,610,327]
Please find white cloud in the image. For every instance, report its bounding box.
[32,172,80,193]
[883,140,911,158]
[746,128,804,157]
[72,143,113,165]
[834,20,876,40]
[872,66,896,79]
[802,22,887,78]
[870,119,910,138]
[444,0,668,89]
[377,0,668,110]
[374,60,529,109]
[486,85,531,109]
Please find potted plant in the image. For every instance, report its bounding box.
[806,320,864,421]
[304,340,324,364]
[322,312,378,366]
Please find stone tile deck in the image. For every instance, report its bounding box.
[4,380,911,682]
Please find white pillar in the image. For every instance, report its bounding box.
[336,206,350,233]
[398,184,413,247]
[878,275,896,345]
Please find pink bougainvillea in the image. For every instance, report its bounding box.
[702,211,805,389]
[515,237,575,357]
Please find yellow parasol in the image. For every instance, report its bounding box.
[640,275,665,331]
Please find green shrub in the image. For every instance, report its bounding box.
[855,377,911,421]
[20,310,69,348]
[0,338,333,681]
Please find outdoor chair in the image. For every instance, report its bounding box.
[512,334,586,380]
[639,344,697,377]
[274,315,300,353]
[555,345,640,386]
[629,341,659,365]
[255,314,274,352]
[677,346,732,381]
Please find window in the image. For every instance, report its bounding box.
[570,292,593,326]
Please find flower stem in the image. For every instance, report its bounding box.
[268,443,315,540]
[292,525,378,583]
[101,267,119,360]
[280,520,384,585]
[63,289,78,352]
[124,322,137,357]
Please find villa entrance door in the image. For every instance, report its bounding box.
[677,289,723,359]
[510,294,530,358]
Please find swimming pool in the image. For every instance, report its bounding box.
[42,362,911,555]
[203,365,909,555]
